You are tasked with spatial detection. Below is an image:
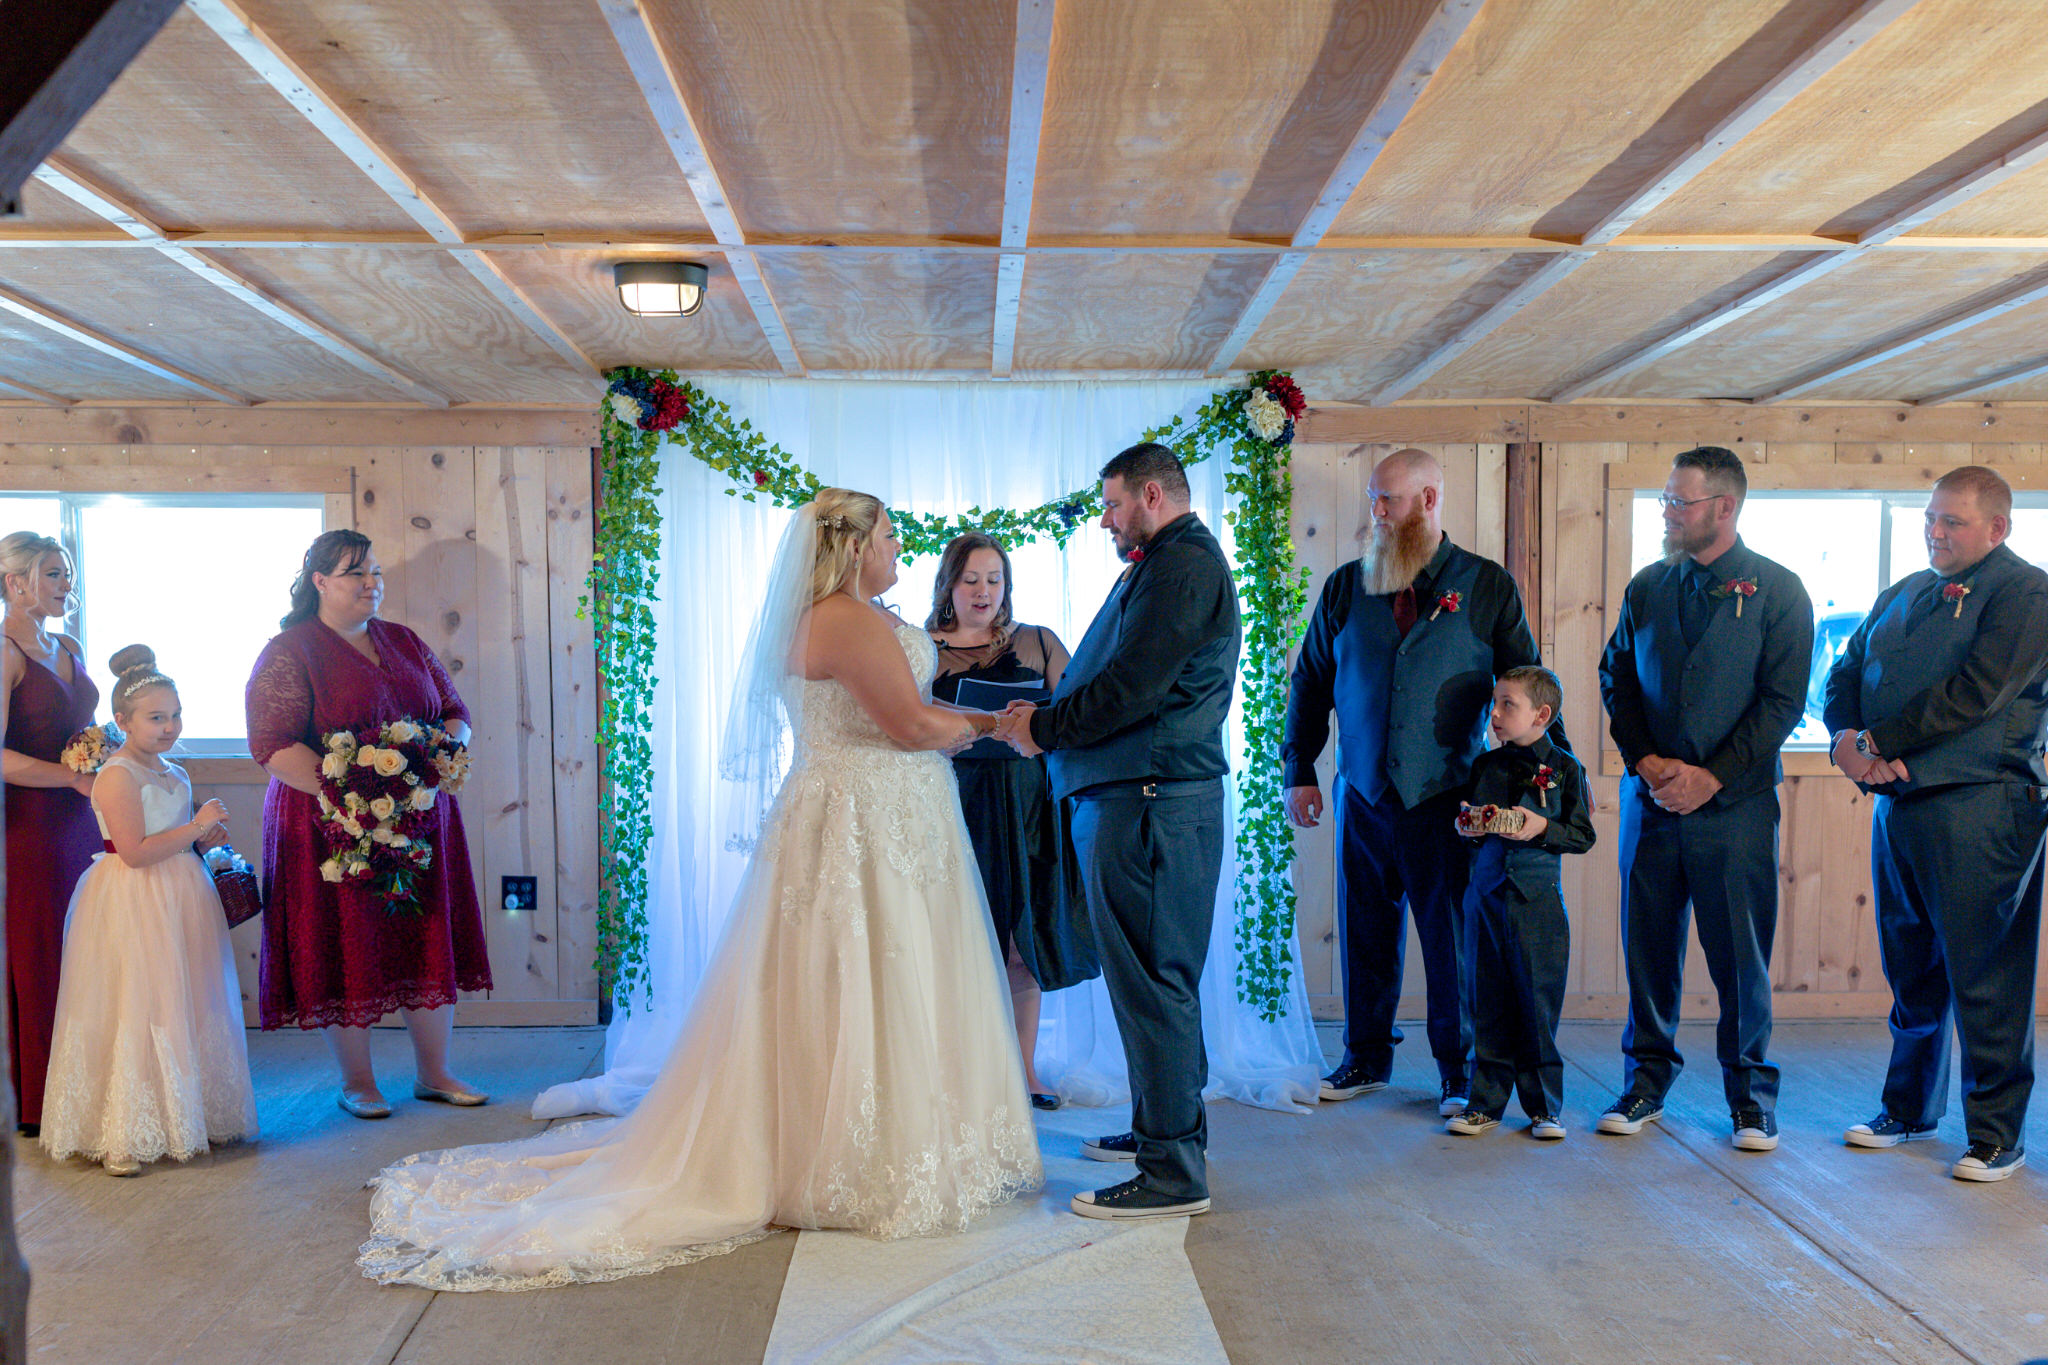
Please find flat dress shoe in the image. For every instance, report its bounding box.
[1596,1096,1663,1135]
[1318,1064,1388,1102]
[414,1082,489,1107]
[1844,1113,1937,1148]
[338,1090,392,1120]
[1732,1109,1779,1152]
[102,1155,141,1177]
[1952,1143,2025,1182]
[1072,1176,1209,1220]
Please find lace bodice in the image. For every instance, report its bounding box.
[91,756,192,840]
[793,621,940,761]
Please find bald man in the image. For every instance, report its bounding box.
[1283,448,1561,1114]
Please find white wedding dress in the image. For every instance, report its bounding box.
[360,622,1043,1291]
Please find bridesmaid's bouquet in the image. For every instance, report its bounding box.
[314,718,471,915]
[60,722,125,773]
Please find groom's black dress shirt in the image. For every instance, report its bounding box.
[1031,512,1242,799]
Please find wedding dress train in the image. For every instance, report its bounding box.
[359,622,1042,1291]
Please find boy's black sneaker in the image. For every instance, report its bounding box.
[1952,1143,2025,1182]
[1843,1113,1938,1148]
[1072,1176,1210,1219]
[1596,1095,1664,1135]
[1732,1109,1779,1151]
[1319,1063,1389,1101]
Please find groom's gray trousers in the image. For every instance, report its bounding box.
[1068,777,1224,1201]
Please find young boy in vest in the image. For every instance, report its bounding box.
[1446,665,1596,1139]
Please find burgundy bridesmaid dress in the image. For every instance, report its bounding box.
[4,639,102,1128]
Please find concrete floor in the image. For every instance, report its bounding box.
[16,1021,2048,1364]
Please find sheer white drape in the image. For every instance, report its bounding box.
[534,378,1322,1122]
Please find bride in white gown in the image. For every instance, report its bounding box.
[360,489,1043,1291]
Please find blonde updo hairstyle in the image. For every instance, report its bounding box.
[0,531,69,610]
[808,488,887,604]
[108,644,176,721]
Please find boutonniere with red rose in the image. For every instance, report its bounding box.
[1941,581,1970,618]
[1127,546,1146,564]
[1530,763,1558,810]
[1711,577,1760,618]
[1431,590,1462,621]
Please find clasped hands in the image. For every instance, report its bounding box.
[1828,729,1911,787]
[1634,755,1722,815]
[990,701,1044,757]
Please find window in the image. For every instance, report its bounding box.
[3,494,328,750]
[1629,490,2048,747]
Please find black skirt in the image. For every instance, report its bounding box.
[950,751,1098,994]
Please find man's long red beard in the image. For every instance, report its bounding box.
[1362,509,1437,594]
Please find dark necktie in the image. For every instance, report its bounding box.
[1392,585,1418,640]
[1680,565,1712,649]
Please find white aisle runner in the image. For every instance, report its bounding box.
[762,1107,1229,1365]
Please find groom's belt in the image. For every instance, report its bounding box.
[1070,777,1221,801]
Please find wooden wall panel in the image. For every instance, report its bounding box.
[545,450,601,1006]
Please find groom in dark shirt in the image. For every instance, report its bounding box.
[997,442,1241,1219]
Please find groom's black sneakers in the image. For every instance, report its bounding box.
[1072,1176,1210,1220]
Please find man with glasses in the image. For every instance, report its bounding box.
[1597,446,1814,1150]
[1283,447,1557,1118]
[1824,464,2048,1182]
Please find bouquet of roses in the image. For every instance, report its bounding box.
[315,718,471,914]
[60,722,125,773]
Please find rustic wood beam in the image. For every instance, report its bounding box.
[1371,251,1596,403]
[1206,0,1486,376]
[31,158,451,405]
[0,284,247,402]
[1759,272,2048,402]
[991,0,1056,377]
[1915,356,2048,406]
[1551,124,2048,403]
[597,0,803,376]
[183,0,602,388]
[0,0,180,213]
[0,374,68,407]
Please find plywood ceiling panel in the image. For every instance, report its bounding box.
[1636,0,2048,238]
[1029,0,1439,239]
[757,252,995,371]
[8,182,113,233]
[1329,0,1858,240]
[1915,157,2048,238]
[0,313,203,402]
[0,248,427,402]
[489,250,779,372]
[207,249,597,402]
[1410,251,1806,399]
[228,0,711,238]
[1798,294,2048,400]
[52,8,419,235]
[1012,253,1269,372]
[642,0,1012,240]
[1609,250,2048,399]
[1241,251,1552,404]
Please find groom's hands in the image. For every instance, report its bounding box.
[995,701,1044,757]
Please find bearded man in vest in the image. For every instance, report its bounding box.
[1824,464,2048,1183]
[1283,447,1559,1115]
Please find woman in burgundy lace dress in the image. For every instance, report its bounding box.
[0,533,100,1134]
[245,530,491,1120]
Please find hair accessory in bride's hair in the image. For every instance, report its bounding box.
[819,513,852,532]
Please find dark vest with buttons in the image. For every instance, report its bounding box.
[1332,542,1492,809]
[1857,544,2048,793]
[1626,549,1783,802]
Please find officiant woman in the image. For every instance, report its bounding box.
[244,529,492,1121]
[0,532,100,1134]
[927,532,1098,1108]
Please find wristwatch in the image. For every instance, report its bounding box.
[1853,730,1875,758]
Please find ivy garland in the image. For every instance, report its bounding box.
[593,368,1311,1020]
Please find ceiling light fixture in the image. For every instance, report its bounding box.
[614,260,708,317]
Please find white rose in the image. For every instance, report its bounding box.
[320,751,349,780]
[369,826,395,845]
[317,793,336,819]
[390,834,411,849]
[409,786,436,812]
[343,791,367,813]
[326,732,356,754]
[319,859,344,883]
[386,720,420,744]
[1244,389,1287,441]
[354,745,379,768]
[368,795,397,822]
[372,749,407,777]
[339,815,364,839]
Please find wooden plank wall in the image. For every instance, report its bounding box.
[0,419,598,1026]
[1290,425,2047,1022]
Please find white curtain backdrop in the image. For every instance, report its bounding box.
[535,378,1322,1122]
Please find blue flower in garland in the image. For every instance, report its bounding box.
[1055,498,1090,530]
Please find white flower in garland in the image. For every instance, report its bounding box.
[607,391,646,428]
[1244,389,1288,442]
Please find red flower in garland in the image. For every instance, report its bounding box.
[641,378,690,432]
[1263,374,1307,419]
[1431,589,1462,620]
[1941,581,1971,618]
[753,469,771,487]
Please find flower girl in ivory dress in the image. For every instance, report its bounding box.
[40,646,257,1175]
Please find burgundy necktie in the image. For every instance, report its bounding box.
[1392,586,1418,640]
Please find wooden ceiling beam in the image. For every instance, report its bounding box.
[0,284,248,402]
[0,375,71,407]
[1916,356,2048,406]
[597,0,803,376]
[1381,0,1925,405]
[1552,123,2048,403]
[1206,0,1487,377]
[1760,271,2048,401]
[992,0,1057,377]
[183,0,602,389]
[0,0,180,213]
[31,159,452,406]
